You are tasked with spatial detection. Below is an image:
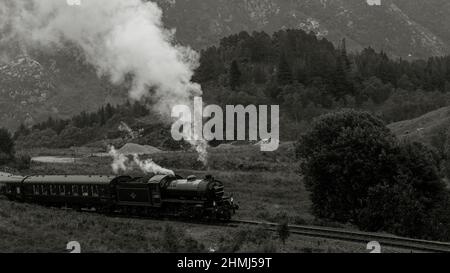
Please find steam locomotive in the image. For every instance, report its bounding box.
[0,173,238,221]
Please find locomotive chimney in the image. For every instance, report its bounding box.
[205,175,213,181]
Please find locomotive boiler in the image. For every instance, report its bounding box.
[0,173,238,221]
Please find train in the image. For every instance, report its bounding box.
[0,173,238,221]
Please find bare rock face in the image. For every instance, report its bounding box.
[0,49,127,131]
[0,55,55,129]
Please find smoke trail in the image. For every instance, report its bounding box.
[108,146,129,174]
[193,139,208,166]
[108,145,175,176]
[132,154,175,176]
[0,0,201,109]
[0,0,209,164]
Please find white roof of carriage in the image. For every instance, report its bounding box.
[23,175,115,185]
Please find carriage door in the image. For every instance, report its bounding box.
[149,182,161,207]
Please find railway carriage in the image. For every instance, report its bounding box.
[22,175,116,209]
[1,173,238,221]
[1,174,25,201]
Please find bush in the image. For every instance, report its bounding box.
[277,221,290,245]
[160,225,205,253]
[296,109,399,223]
[16,128,57,148]
[218,226,273,253]
[0,128,14,164]
[296,109,450,240]
[0,152,13,166]
[359,181,431,237]
[14,153,31,170]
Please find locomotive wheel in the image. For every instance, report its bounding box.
[220,210,232,221]
[193,208,204,220]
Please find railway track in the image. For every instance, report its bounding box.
[232,219,450,253]
[61,208,450,253]
[2,195,449,253]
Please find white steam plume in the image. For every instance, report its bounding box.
[0,0,201,109]
[108,146,129,174]
[1,0,209,165]
[132,154,175,176]
[108,145,175,176]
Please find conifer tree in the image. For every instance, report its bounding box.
[229,60,241,90]
[277,53,293,85]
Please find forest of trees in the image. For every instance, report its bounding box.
[13,28,450,147]
[14,101,150,148]
[196,29,450,139]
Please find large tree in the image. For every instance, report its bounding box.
[296,110,399,223]
[0,128,14,164]
[229,60,242,91]
[277,53,293,86]
[359,142,447,238]
[296,110,450,240]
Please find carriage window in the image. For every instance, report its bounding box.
[98,186,105,196]
[33,185,39,195]
[81,185,89,197]
[16,187,21,194]
[92,186,99,197]
[59,185,66,196]
[42,185,49,196]
[50,185,56,195]
[72,185,79,196]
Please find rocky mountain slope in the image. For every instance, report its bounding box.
[1,0,450,131]
[156,0,450,59]
[0,49,127,131]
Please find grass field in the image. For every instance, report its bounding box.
[0,143,405,252]
[0,197,407,253]
[388,106,450,144]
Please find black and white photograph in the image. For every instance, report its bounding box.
[1,0,450,261]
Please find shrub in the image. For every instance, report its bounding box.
[160,225,205,253]
[359,181,430,237]
[296,109,399,223]
[0,152,13,166]
[0,128,14,165]
[14,153,31,170]
[217,226,273,253]
[277,220,290,245]
[360,142,448,239]
[296,109,450,240]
